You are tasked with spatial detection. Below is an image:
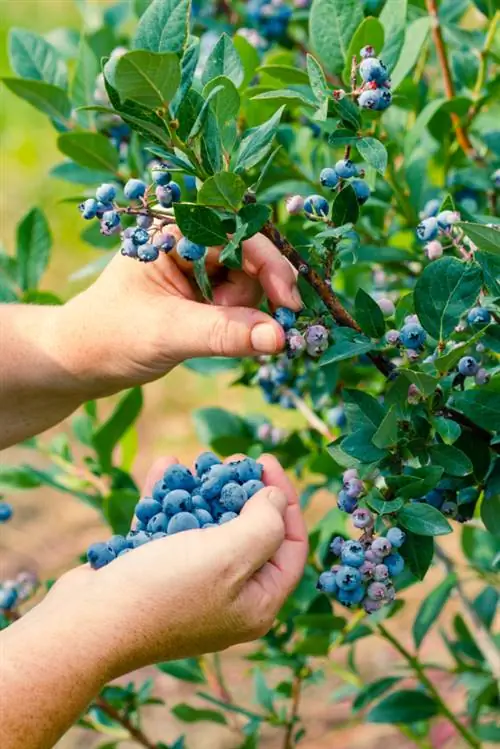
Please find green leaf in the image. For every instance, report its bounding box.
[450,379,500,432]
[367,689,439,724]
[342,428,388,463]
[457,222,500,256]
[250,89,315,109]
[93,388,143,473]
[434,325,490,373]
[103,489,139,535]
[353,677,402,712]
[219,219,248,269]
[193,257,212,302]
[413,574,457,648]
[238,203,272,237]
[330,96,362,131]
[198,172,246,211]
[16,207,52,291]
[233,34,260,90]
[258,65,310,85]
[50,162,113,185]
[71,39,99,128]
[331,184,359,226]
[354,288,386,339]
[343,16,384,83]
[202,75,240,128]
[367,495,403,515]
[356,137,387,175]
[187,84,224,141]
[114,50,180,108]
[202,33,244,89]
[414,257,483,341]
[473,587,499,630]
[379,0,407,73]
[344,389,386,430]
[184,357,239,375]
[309,0,363,76]
[481,494,500,536]
[157,658,206,683]
[319,328,373,365]
[432,417,461,445]
[404,97,446,154]
[400,532,434,580]
[399,369,438,397]
[58,132,119,173]
[235,106,285,173]
[398,503,452,537]
[193,407,253,455]
[9,28,67,87]
[2,78,71,125]
[372,406,399,449]
[475,251,500,296]
[329,129,359,147]
[306,54,329,103]
[428,444,473,477]
[174,203,227,245]
[171,38,200,116]
[254,670,276,714]
[171,703,227,725]
[0,464,42,490]
[133,0,190,54]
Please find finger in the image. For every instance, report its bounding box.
[163,297,286,359]
[142,456,179,497]
[242,233,302,312]
[212,270,262,308]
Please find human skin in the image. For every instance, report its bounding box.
[0,454,308,749]
[0,229,301,448]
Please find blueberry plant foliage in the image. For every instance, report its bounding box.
[1,0,500,746]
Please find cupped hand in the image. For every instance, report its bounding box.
[55,230,301,397]
[44,454,308,679]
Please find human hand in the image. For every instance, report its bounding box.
[39,453,307,679]
[51,230,301,398]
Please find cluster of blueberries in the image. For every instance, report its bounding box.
[318,469,406,612]
[246,0,293,41]
[0,571,38,613]
[416,207,462,261]
[417,481,479,523]
[385,315,427,361]
[79,165,206,264]
[355,46,393,112]
[0,501,13,523]
[87,454,264,570]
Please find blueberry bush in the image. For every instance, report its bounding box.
[1,0,500,746]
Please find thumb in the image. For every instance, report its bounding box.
[220,486,288,576]
[167,300,286,359]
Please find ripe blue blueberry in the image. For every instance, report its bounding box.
[124,179,147,200]
[177,237,206,261]
[359,57,388,84]
[316,570,338,595]
[195,451,221,477]
[341,540,365,568]
[420,199,441,219]
[131,227,150,245]
[167,511,200,534]
[458,356,479,377]
[319,168,339,190]
[191,495,212,512]
[467,307,490,327]
[135,498,163,524]
[96,183,117,203]
[80,198,99,219]
[351,179,371,205]
[423,488,445,509]
[117,548,132,556]
[400,322,426,350]
[338,489,358,513]
[0,587,18,610]
[136,214,154,229]
[242,479,265,498]
[274,307,296,331]
[337,585,366,607]
[153,232,177,253]
[416,217,439,242]
[151,163,172,185]
[193,508,214,525]
[163,489,192,515]
[304,194,329,217]
[163,464,196,492]
[330,536,345,556]
[358,89,380,110]
[436,210,459,230]
[371,537,392,557]
[87,542,116,569]
[375,88,392,110]
[151,532,167,540]
[152,479,168,503]
[231,457,263,483]
[0,501,13,523]
[220,482,247,513]
[335,565,362,591]
[166,181,181,202]
[335,159,358,179]
[147,512,169,534]
[386,527,406,548]
[121,239,138,258]
[138,244,159,263]
[102,210,120,229]
[384,552,405,576]
[219,511,238,524]
[128,530,151,547]
[107,535,130,555]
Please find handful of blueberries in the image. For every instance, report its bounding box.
[87,454,264,570]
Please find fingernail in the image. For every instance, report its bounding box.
[291,286,303,309]
[251,323,280,353]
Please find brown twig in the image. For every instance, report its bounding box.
[425,0,480,162]
[282,673,303,749]
[94,698,157,748]
[283,389,335,441]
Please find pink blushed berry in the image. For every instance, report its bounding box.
[425,240,443,260]
[377,298,395,317]
[286,195,305,215]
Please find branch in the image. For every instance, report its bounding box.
[434,543,500,684]
[94,698,157,749]
[283,389,335,441]
[425,0,480,162]
[282,673,303,749]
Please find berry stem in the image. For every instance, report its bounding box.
[282,389,335,441]
[425,0,480,163]
[94,697,158,748]
[282,671,303,749]
[377,624,481,749]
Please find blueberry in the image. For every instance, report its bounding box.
[351,179,371,205]
[329,536,345,557]
[153,232,177,253]
[285,329,306,358]
[0,587,18,610]
[167,512,200,534]
[163,464,196,492]
[374,89,392,111]
[202,522,218,528]
[384,552,405,576]
[458,356,479,377]
[166,181,181,202]
[177,237,206,261]
[305,325,329,359]
[129,530,151,547]
[386,527,406,548]
[242,480,265,498]
[475,368,490,385]
[416,217,439,242]
[424,489,445,509]
[358,89,381,110]
[359,57,388,84]
[335,159,358,179]
[337,585,365,607]
[367,582,387,601]
[360,561,375,581]
[335,565,362,591]
[107,535,130,555]
[147,512,169,533]
[319,168,339,190]
[304,194,329,217]
[152,479,168,503]
[193,508,214,525]
[136,214,154,229]
[274,307,296,331]
[192,495,212,512]
[352,508,374,529]
[420,199,441,219]
[467,307,491,327]
[436,210,460,230]
[131,227,150,245]
[80,198,99,220]
[121,238,139,258]
[363,597,383,614]
[151,532,168,540]
[163,489,192,515]
[124,179,147,200]
[0,502,13,523]
[370,537,392,557]
[195,451,222,477]
[326,406,346,428]
[155,185,173,207]
[441,500,458,518]
[87,542,116,569]
[220,482,247,513]
[373,564,389,582]
[316,570,338,595]
[117,548,132,556]
[231,457,263,483]
[338,490,358,513]
[360,45,376,59]
[286,194,305,214]
[219,511,238,524]
[96,183,117,203]
[344,478,363,499]
[151,163,172,185]
[341,540,365,568]
[102,210,120,229]
[400,322,426,350]
[200,477,224,502]
[138,244,159,263]
[135,498,163,524]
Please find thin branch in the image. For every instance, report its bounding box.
[469,10,500,123]
[283,673,303,749]
[283,389,335,441]
[94,698,157,749]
